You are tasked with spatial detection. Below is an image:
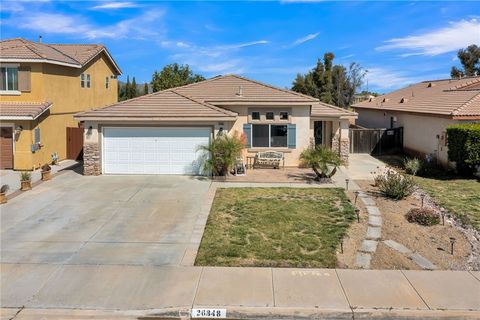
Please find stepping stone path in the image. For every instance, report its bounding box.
[354,191,383,269]
[383,239,437,270]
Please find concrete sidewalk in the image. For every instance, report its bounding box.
[1,264,479,319]
[0,160,79,196]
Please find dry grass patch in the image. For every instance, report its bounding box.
[195,188,354,268]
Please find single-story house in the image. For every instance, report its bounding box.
[74,74,357,175]
[353,76,480,167]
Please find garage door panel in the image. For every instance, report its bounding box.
[103,127,210,175]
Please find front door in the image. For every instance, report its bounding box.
[314,121,323,146]
[0,127,13,169]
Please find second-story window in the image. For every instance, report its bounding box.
[81,74,85,88]
[105,76,109,89]
[86,74,91,88]
[1,67,18,91]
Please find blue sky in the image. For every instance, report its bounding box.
[1,1,479,93]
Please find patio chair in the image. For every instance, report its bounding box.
[254,151,284,169]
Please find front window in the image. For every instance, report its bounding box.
[280,111,288,120]
[81,74,85,88]
[251,111,260,120]
[252,124,288,148]
[1,67,18,91]
[86,74,91,88]
[266,112,274,120]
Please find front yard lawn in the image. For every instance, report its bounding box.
[195,188,355,268]
[414,176,480,230]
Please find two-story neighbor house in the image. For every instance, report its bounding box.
[0,38,121,170]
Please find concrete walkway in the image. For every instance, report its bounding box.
[1,265,479,319]
[0,160,79,196]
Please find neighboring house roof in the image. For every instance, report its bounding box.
[75,90,237,121]
[353,77,480,119]
[311,102,357,118]
[0,38,121,75]
[174,74,318,104]
[0,101,52,120]
[75,74,356,121]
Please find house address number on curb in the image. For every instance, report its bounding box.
[191,308,227,318]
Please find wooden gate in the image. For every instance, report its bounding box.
[1,127,14,169]
[350,127,403,155]
[67,127,84,160]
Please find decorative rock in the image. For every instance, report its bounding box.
[409,253,437,270]
[366,226,381,240]
[354,253,371,269]
[360,240,378,253]
[366,206,381,216]
[84,143,101,176]
[383,240,412,255]
[368,215,382,227]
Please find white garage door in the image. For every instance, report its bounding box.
[103,127,211,175]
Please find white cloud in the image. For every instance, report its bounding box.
[11,10,164,40]
[365,67,431,90]
[377,19,480,56]
[290,32,319,47]
[91,2,139,10]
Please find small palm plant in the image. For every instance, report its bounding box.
[300,144,343,181]
[199,133,244,176]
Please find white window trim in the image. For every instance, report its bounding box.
[1,65,19,92]
[251,123,288,148]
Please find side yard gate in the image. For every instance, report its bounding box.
[67,127,84,160]
[349,127,403,155]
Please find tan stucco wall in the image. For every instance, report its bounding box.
[356,108,471,166]
[224,105,313,166]
[1,52,119,170]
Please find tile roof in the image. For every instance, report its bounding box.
[75,75,356,121]
[353,77,480,118]
[0,101,52,120]
[312,102,357,117]
[75,90,237,120]
[0,38,121,74]
[174,74,318,103]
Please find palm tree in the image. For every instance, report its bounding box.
[300,144,343,180]
[199,134,244,176]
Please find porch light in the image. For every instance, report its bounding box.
[14,125,23,135]
[86,126,93,137]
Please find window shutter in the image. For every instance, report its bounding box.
[34,127,41,144]
[18,66,31,92]
[287,123,296,149]
[243,123,252,148]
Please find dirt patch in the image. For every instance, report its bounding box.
[344,180,473,270]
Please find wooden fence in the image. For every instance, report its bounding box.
[349,127,403,155]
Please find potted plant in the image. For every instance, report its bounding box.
[20,171,32,191]
[41,163,52,181]
[0,185,9,204]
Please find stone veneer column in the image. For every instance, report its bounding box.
[83,143,101,175]
[340,138,349,165]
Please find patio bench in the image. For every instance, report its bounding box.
[254,151,284,169]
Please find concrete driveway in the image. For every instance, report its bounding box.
[1,169,211,267]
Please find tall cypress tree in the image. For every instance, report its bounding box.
[131,77,137,98]
[125,76,131,100]
[144,82,149,95]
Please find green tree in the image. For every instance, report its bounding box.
[130,77,137,99]
[451,44,480,78]
[151,63,205,92]
[198,133,245,176]
[144,82,149,95]
[292,53,366,108]
[124,76,131,100]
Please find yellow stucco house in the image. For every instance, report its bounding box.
[0,38,121,170]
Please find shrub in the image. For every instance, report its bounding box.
[447,123,480,176]
[20,171,31,181]
[403,157,421,175]
[374,169,415,200]
[300,144,343,180]
[41,163,51,172]
[406,208,440,226]
[199,132,245,176]
[0,184,9,194]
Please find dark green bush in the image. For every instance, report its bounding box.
[406,208,440,226]
[374,169,415,200]
[447,123,480,175]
